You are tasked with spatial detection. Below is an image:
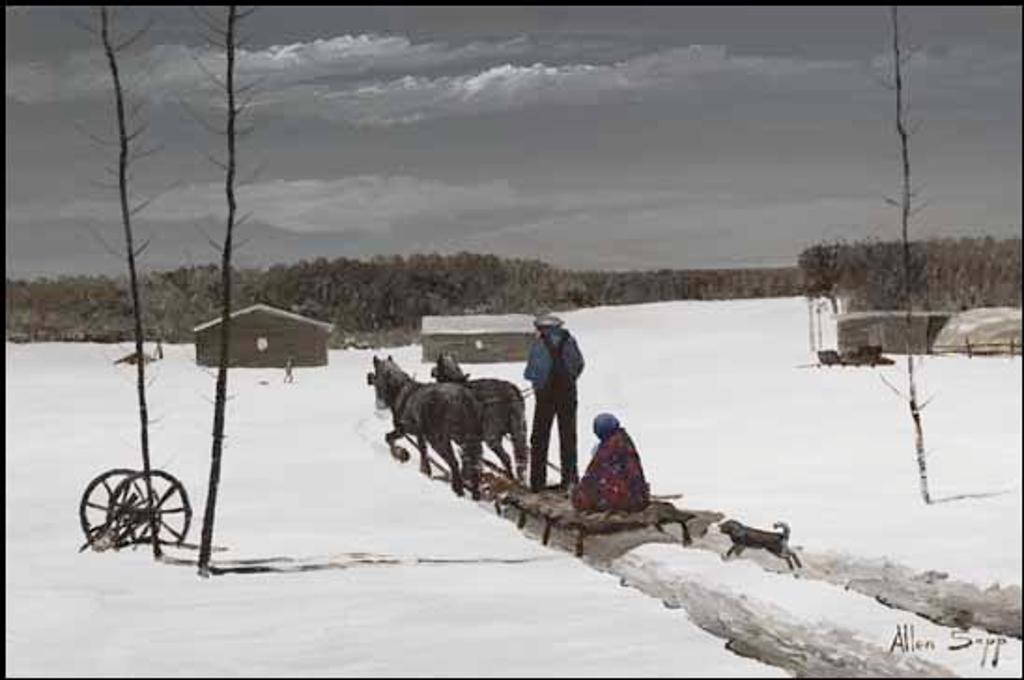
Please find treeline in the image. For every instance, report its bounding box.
[798,236,1021,312]
[6,253,801,346]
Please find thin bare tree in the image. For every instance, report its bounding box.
[90,6,163,556]
[197,4,256,576]
[888,6,931,504]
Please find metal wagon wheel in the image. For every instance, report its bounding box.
[106,470,192,549]
[79,468,137,547]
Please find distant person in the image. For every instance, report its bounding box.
[284,356,294,383]
[524,314,584,492]
[571,413,650,513]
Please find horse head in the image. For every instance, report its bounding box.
[368,355,411,411]
[431,352,470,383]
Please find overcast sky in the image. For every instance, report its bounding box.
[5,6,1021,279]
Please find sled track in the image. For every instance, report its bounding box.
[358,417,1020,675]
[159,551,556,575]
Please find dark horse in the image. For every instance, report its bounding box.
[368,355,484,499]
[431,352,529,483]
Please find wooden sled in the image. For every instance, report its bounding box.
[494,486,703,558]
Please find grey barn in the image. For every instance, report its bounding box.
[421,314,535,364]
[193,304,334,368]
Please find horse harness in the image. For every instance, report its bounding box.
[391,378,422,432]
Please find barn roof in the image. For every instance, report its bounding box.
[837,310,950,321]
[193,304,334,333]
[421,313,534,335]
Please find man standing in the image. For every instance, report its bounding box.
[524,314,584,492]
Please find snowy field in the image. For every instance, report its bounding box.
[6,297,1021,676]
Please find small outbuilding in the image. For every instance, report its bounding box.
[836,310,951,355]
[421,313,535,364]
[193,303,334,368]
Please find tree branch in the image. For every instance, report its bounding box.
[879,372,908,401]
[189,50,226,90]
[112,18,154,53]
[179,96,226,136]
[72,118,118,148]
[77,221,123,261]
[133,237,153,258]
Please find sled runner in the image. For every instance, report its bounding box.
[494,484,707,558]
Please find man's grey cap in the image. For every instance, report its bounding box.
[534,314,565,328]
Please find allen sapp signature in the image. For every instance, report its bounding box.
[889,623,1008,668]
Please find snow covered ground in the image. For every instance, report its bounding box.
[6,297,1021,676]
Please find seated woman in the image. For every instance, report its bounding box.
[571,413,650,513]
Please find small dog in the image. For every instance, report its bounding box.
[719,519,803,570]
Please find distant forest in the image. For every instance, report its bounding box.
[7,236,1019,347]
[798,236,1021,313]
[6,253,800,346]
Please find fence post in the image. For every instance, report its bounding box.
[966,336,972,359]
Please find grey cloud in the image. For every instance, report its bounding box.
[5,32,534,104]
[261,44,1018,126]
[8,176,528,235]
[6,7,1019,278]
[9,173,741,239]
[8,30,1017,127]
[258,46,852,125]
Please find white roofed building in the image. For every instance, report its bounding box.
[193,303,334,368]
[421,313,534,364]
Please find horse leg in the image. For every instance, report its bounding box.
[461,436,483,501]
[431,436,463,497]
[509,402,530,483]
[487,436,516,480]
[384,429,410,462]
[416,434,431,476]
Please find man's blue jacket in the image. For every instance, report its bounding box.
[524,327,584,391]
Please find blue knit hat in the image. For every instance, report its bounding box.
[593,413,620,441]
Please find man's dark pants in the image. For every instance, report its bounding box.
[529,385,578,491]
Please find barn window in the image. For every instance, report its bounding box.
[256,336,269,352]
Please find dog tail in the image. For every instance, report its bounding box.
[773,521,790,542]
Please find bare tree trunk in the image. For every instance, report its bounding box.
[815,300,824,350]
[198,5,241,576]
[807,297,817,353]
[99,6,162,558]
[891,5,931,504]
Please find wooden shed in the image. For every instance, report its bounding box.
[193,303,334,368]
[421,314,534,364]
[836,310,951,355]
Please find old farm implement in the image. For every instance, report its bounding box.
[79,468,192,552]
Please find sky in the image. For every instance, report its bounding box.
[5,6,1021,279]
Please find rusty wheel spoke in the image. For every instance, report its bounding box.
[155,485,177,509]
[159,519,184,542]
